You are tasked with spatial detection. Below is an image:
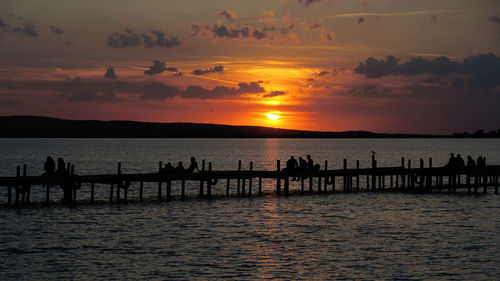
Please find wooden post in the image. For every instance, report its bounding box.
[419,159,424,191]
[343,159,347,191]
[401,157,405,190]
[356,160,360,192]
[226,178,230,197]
[90,183,95,203]
[317,176,322,193]
[248,162,253,196]
[22,164,26,204]
[199,161,205,197]
[407,159,412,192]
[258,177,262,196]
[366,174,370,191]
[390,175,393,190]
[207,162,212,197]
[332,175,335,193]
[157,161,162,201]
[276,160,281,196]
[139,181,144,202]
[117,162,121,202]
[15,166,20,206]
[371,159,377,191]
[474,176,479,194]
[237,160,241,195]
[284,176,289,196]
[324,160,328,192]
[182,180,186,199]
[241,162,246,196]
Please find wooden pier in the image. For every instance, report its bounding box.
[1,157,499,207]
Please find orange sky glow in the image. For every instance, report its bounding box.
[0,0,499,134]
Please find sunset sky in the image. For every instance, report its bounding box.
[0,0,499,134]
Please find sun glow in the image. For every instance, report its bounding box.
[266,112,280,121]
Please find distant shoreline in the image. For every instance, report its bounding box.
[0,116,498,138]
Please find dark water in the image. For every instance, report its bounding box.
[0,139,499,280]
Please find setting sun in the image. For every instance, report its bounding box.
[266,112,280,121]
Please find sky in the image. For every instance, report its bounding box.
[0,0,499,134]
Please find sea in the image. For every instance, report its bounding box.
[0,138,499,280]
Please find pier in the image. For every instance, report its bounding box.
[1,156,499,208]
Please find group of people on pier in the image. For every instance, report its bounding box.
[283,155,321,180]
[445,153,486,171]
[42,156,69,177]
[160,157,200,174]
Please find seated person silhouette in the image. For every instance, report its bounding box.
[42,156,55,176]
[186,157,200,173]
[307,155,320,171]
[466,156,476,170]
[455,154,465,170]
[163,162,175,173]
[174,161,186,173]
[298,157,308,171]
[445,153,455,169]
[54,157,67,176]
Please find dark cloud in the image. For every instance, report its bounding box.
[144,60,178,75]
[298,0,326,7]
[191,19,296,41]
[346,84,392,98]
[308,23,322,29]
[355,56,399,78]
[489,16,500,25]
[355,53,500,89]
[104,67,117,79]
[219,10,238,21]
[12,22,37,37]
[183,81,265,99]
[141,81,182,100]
[317,70,329,76]
[49,25,64,34]
[107,30,141,48]
[237,81,265,94]
[357,17,365,24]
[66,89,121,103]
[107,29,180,48]
[192,65,224,75]
[262,90,286,98]
[142,30,181,48]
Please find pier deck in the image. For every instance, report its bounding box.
[1,157,499,207]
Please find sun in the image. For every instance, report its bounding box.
[266,112,280,121]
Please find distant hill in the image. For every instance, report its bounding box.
[0,115,496,138]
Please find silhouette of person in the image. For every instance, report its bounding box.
[186,157,200,173]
[285,156,299,180]
[174,161,185,173]
[455,154,465,170]
[477,156,485,168]
[54,157,67,176]
[307,155,314,171]
[466,156,476,170]
[298,157,308,171]
[163,162,174,173]
[445,153,455,169]
[43,156,55,176]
